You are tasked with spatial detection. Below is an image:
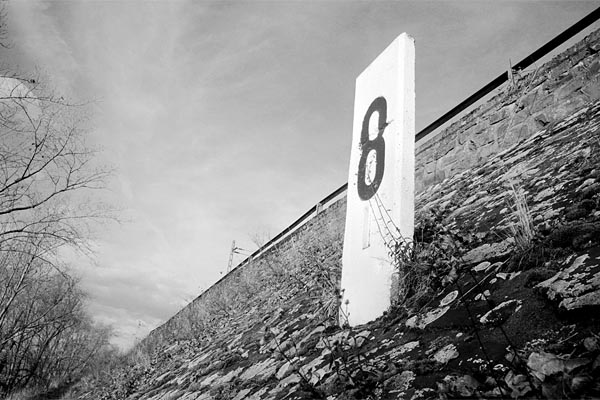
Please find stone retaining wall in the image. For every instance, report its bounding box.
[415,28,600,192]
[146,195,347,345]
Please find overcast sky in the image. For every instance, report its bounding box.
[4,0,599,349]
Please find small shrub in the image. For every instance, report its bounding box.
[320,331,382,399]
[390,209,469,310]
[502,178,551,271]
[505,179,536,252]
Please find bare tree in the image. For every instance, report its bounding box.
[248,228,271,249]
[0,7,121,396]
[0,45,116,399]
[0,76,111,249]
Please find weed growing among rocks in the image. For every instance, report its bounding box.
[389,208,472,310]
[319,330,385,400]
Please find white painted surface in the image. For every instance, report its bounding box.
[340,33,415,326]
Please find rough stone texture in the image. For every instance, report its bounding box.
[415,27,600,193]
[417,102,600,265]
[536,248,600,311]
[74,29,600,400]
[146,198,346,347]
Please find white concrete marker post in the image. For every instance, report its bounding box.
[340,33,415,327]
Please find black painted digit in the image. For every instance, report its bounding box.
[357,96,387,201]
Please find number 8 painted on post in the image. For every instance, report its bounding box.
[357,96,387,201]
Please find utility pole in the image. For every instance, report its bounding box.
[227,240,249,273]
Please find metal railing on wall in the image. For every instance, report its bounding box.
[226,6,600,277]
[228,182,348,273]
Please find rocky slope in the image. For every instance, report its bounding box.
[73,96,600,399]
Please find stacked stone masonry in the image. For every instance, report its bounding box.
[415,27,600,192]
